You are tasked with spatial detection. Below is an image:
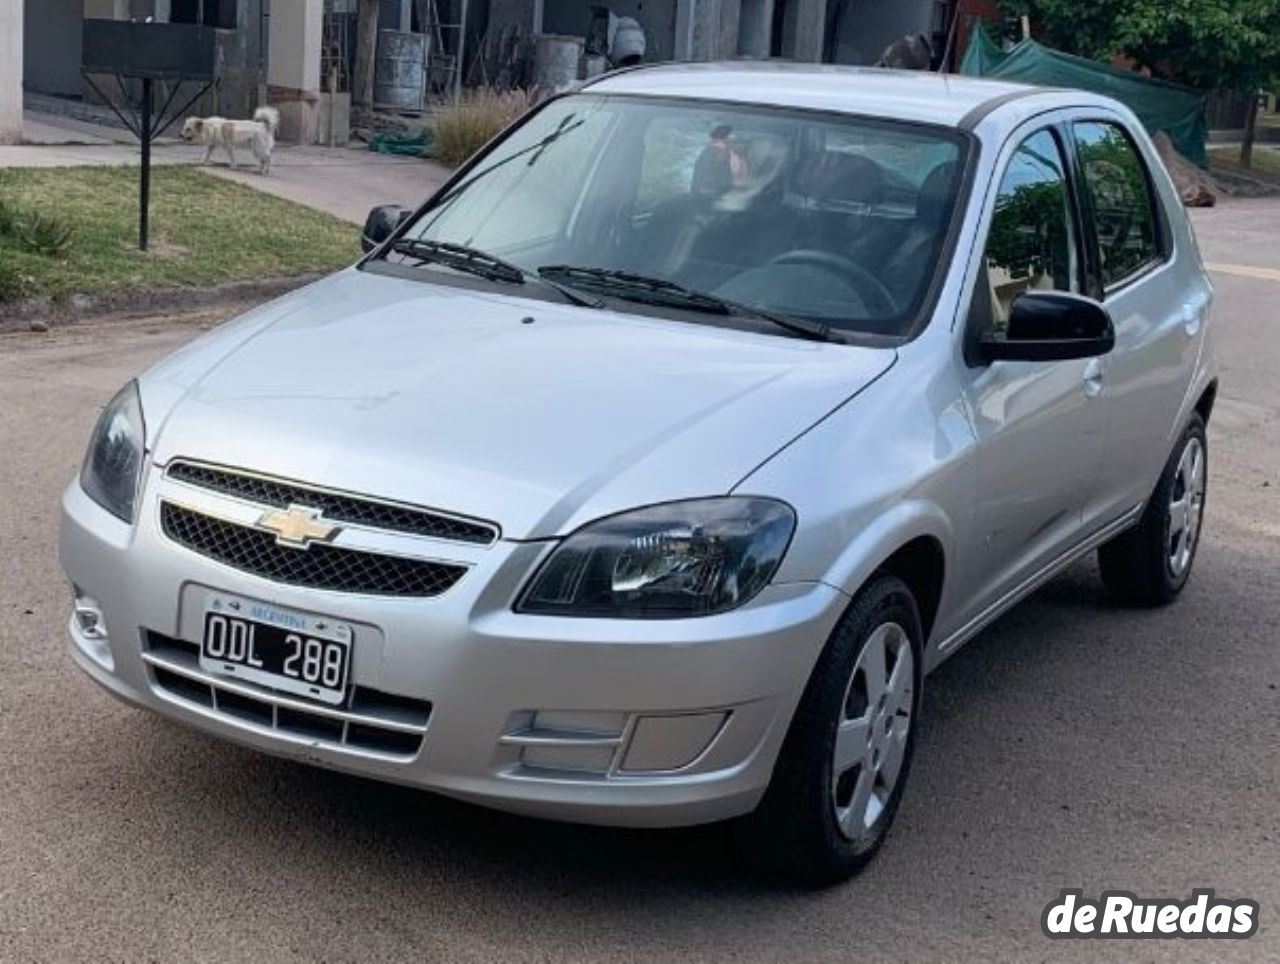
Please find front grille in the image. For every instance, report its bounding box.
[143,632,429,759]
[161,501,467,597]
[166,460,498,545]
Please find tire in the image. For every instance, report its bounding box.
[1098,412,1208,606]
[738,575,924,886]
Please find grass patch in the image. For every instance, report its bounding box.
[1209,145,1280,178]
[0,166,358,303]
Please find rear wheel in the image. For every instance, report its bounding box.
[1099,413,1207,606]
[739,575,923,885]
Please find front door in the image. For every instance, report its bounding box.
[953,123,1108,621]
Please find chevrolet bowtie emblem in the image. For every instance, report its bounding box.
[257,504,340,548]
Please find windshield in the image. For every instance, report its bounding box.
[393,94,969,338]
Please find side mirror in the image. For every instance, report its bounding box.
[361,204,411,253]
[978,291,1115,363]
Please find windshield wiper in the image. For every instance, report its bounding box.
[537,265,835,343]
[416,115,586,232]
[390,239,603,309]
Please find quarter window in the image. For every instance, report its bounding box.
[977,130,1079,330]
[1073,121,1161,287]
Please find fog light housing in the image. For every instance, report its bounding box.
[620,712,728,773]
[74,603,107,640]
[502,709,731,775]
[504,710,626,774]
[520,744,616,774]
[70,590,113,670]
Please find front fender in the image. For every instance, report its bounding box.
[736,347,978,670]
[809,499,956,604]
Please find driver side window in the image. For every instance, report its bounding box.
[975,129,1080,332]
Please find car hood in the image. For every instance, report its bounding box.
[146,270,895,539]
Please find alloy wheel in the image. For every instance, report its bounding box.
[1166,436,1205,579]
[831,621,914,840]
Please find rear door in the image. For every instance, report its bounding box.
[1066,114,1210,528]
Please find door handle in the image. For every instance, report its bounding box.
[1083,358,1104,397]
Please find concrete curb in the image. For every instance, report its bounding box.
[0,272,326,333]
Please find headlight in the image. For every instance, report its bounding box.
[80,380,146,523]
[518,498,796,618]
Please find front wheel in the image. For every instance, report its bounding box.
[738,576,923,885]
[1098,413,1208,606]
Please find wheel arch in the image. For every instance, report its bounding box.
[816,501,953,648]
[1194,378,1218,425]
[870,536,946,645]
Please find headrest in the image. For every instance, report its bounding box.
[915,161,958,227]
[798,152,884,206]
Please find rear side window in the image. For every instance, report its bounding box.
[1072,122,1161,287]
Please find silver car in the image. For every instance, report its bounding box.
[61,64,1216,883]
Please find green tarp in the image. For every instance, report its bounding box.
[959,23,1209,167]
[368,128,434,158]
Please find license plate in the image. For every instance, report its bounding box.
[199,594,352,706]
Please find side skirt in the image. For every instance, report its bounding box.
[932,501,1146,662]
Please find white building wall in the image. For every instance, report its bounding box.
[0,0,22,144]
[267,0,324,143]
[268,0,323,92]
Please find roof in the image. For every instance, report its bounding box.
[585,61,1049,129]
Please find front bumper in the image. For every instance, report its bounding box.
[59,474,845,827]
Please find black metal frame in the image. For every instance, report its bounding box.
[80,70,217,251]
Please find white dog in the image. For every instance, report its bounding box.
[181,106,280,175]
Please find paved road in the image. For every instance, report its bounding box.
[1,200,1277,962]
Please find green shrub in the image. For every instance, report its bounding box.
[0,197,75,259]
[432,89,534,167]
[0,258,27,302]
[14,210,75,258]
[0,196,17,236]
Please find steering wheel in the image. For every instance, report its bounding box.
[767,249,899,317]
